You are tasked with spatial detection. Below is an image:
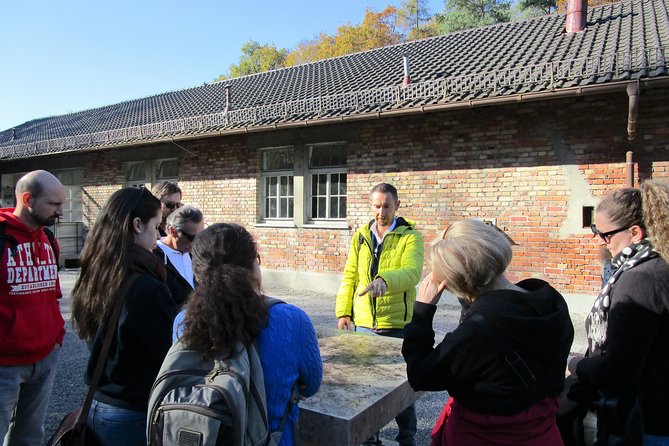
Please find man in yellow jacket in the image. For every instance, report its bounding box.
[335,182,424,446]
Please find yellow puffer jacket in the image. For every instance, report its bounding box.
[335,217,424,330]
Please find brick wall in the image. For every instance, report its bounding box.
[80,87,669,295]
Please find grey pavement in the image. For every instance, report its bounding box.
[44,269,592,445]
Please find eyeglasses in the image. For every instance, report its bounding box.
[163,201,183,210]
[590,224,630,243]
[179,231,197,242]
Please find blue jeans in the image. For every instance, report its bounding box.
[645,435,669,446]
[355,327,417,446]
[0,345,60,446]
[87,400,146,446]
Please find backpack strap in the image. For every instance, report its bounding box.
[468,312,541,398]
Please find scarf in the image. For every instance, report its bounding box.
[585,239,657,353]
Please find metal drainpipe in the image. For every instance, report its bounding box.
[626,151,634,188]
[627,81,639,141]
[626,81,639,187]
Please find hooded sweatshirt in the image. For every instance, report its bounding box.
[0,208,64,366]
[403,278,574,415]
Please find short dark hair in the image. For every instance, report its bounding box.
[370,183,398,202]
[151,181,182,201]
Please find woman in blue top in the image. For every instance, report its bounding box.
[173,222,322,445]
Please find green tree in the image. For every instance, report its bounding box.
[436,0,511,33]
[217,40,287,80]
[397,0,437,40]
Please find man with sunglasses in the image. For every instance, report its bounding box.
[151,181,183,237]
[153,206,204,306]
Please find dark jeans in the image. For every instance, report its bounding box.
[356,327,417,446]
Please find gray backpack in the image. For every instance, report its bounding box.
[147,299,292,446]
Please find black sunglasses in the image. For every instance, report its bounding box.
[590,224,630,243]
[164,201,183,210]
[179,231,197,242]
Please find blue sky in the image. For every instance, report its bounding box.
[0,0,444,131]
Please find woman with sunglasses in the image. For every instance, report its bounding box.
[171,223,322,445]
[402,219,574,445]
[566,180,669,446]
[71,187,179,445]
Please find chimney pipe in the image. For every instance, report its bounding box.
[402,54,411,87]
[11,128,16,140]
[566,0,588,33]
[224,85,231,113]
[626,82,639,141]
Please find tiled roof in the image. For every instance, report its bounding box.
[2,0,668,159]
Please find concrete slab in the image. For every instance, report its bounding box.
[300,328,419,446]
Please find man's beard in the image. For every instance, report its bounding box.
[30,211,58,227]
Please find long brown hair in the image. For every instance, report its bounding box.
[71,187,161,340]
[180,223,268,360]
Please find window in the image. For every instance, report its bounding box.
[308,145,346,220]
[583,206,594,228]
[258,143,347,226]
[260,148,294,220]
[156,159,179,180]
[125,158,179,189]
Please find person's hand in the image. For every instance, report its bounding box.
[417,273,447,305]
[360,278,387,297]
[338,316,352,331]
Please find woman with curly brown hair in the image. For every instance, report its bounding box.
[173,223,322,446]
[567,180,669,446]
[71,187,178,445]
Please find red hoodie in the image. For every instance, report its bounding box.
[0,208,65,366]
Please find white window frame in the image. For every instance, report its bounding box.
[258,143,347,228]
[259,147,295,223]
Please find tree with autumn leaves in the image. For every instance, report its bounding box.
[217,0,617,80]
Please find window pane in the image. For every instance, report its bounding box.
[318,197,326,218]
[267,197,276,218]
[330,174,338,195]
[340,197,347,218]
[312,197,318,218]
[280,177,288,196]
[262,149,294,170]
[288,198,293,218]
[318,174,327,195]
[312,176,318,195]
[310,145,346,168]
[340,174,347,194]
[330,197,338,218]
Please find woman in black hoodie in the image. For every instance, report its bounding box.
[71,187,178,446]
[402,218,574,445]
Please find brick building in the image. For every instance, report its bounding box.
[1,0,668,294]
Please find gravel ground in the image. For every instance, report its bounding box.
[44,270,586,445]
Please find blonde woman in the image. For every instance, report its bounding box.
[402,219,574,445]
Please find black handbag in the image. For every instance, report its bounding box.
[47,275,138,446]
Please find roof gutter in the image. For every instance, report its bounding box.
[3,77,669,160]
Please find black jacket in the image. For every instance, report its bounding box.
[575,256,669,436]
[152,245,194,307]
[402,279,574,415]
[86,248,178,412]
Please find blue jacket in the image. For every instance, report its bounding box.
[173,301,323,446]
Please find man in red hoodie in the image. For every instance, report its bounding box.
[0,170,65,445]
